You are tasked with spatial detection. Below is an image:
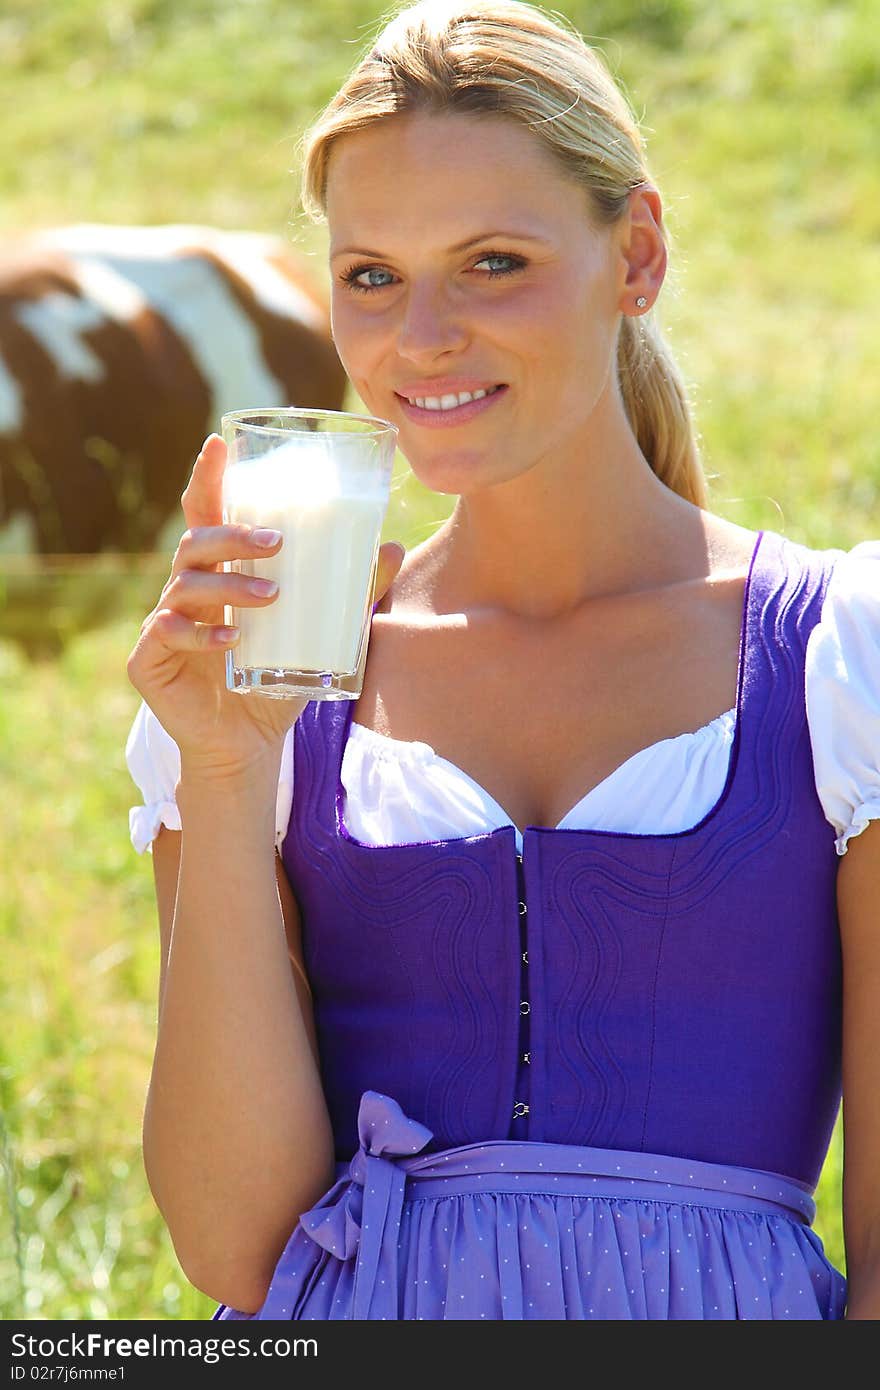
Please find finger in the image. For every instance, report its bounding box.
[169,522,283,581]
[150,607,240,652]
[163,568,280,620]
[374,541,406,604]
[180,434,228,532]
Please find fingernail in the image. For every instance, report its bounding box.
[252,528,282,547]
[250,577,278,596]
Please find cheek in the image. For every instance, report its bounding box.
[514,279,616,434]
[541,293,616,428]
[332,308,398,414]
[525,277,601,352]
[330,296,388,357]
[493,278,603,375]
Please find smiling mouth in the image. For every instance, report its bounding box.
[398,385,505,411]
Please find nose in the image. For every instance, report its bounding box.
[396,278,468,364]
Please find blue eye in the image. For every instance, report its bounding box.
[473,253,525,277]
[342,265,396,293]
[340,252,526,293]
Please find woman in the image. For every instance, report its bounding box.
[125,1,879,1319]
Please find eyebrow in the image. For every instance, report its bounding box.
[330,231,551,260]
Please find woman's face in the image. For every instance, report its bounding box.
[325,109,628,494]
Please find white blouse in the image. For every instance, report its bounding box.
[126,542,880,859]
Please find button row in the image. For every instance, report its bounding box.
[517,856,529,997]
[516,851,529,1122]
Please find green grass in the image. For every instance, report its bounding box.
[2,0,874,1318]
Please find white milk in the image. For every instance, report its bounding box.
[223,436,389,672]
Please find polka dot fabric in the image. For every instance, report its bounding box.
[213,1092,845,1321]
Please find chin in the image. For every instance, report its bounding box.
[403,444,500,494]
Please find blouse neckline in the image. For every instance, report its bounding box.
[348,705,737,832]
[334,529,767,849]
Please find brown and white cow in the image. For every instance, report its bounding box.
[0,224,346,554]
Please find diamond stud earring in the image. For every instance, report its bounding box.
[636,296,647,308]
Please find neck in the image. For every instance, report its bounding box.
[424,395,708,621]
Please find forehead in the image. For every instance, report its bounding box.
[325,109,594,249]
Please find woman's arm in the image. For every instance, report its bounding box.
[142,754,335,1314]
[837,817,880,1318]
[151,834,320,1067]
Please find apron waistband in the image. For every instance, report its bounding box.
[297,1091,815,1320]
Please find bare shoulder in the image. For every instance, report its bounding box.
[700,514,763,577]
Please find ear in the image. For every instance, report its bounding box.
[617,184,667,313]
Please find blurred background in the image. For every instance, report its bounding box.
[1,0,877,1319]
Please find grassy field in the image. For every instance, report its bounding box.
[2,0,877,1319]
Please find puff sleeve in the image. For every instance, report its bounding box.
[125,699,295,855]
[805,541,880,855]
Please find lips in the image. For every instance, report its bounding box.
[398,385,503,411]
[394,382,509,428]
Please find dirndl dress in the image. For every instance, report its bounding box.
[214,530,847,1320]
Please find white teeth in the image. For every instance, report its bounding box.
[407,386,500,410]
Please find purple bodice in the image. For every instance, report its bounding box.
[280,529,842,1190]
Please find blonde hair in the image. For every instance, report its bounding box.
[301,0,707,507]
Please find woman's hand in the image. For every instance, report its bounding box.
[126,433,405,777]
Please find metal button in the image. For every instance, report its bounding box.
[518,900,527,916]
[512,1101,529,1118]
[522,1051,531,1065]
[522,950,529,965]
[515,852,523,864]
[520,999,530,1016]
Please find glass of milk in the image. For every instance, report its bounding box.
[220,407,397,700]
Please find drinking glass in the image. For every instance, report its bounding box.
[220,407,397,700]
